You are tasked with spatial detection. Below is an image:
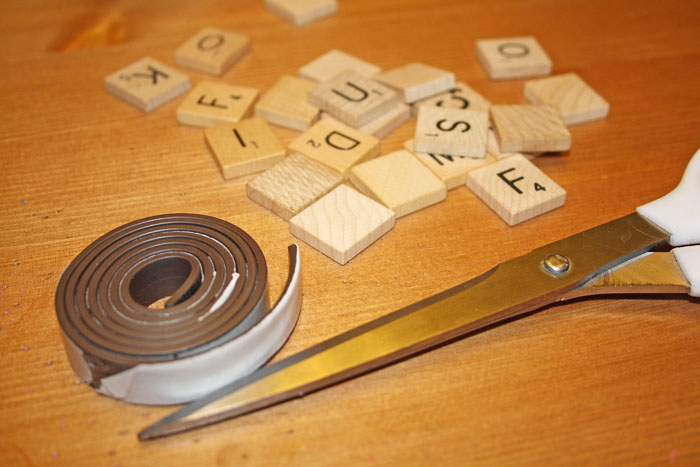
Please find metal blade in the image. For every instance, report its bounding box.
[563,251,690,298]
[139,213,669,440]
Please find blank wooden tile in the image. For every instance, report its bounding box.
[299,49,381,82]
[414,106,489,158]
[265,0,337,26]
[247,153,343,220]
[486,128,538,160]
[104,57,190,112]
[177,81,258,128]
[376,63,455,103]
[524,72,610,125]
[255,75,320,131]
[349,149,446,218]
[359,101,410,138]
[466,154,566,225]
[290,185,395,265]
[403,139,496,190]
[308,71,398,127]
[475,36,552,80]
[174,27,250,75]
[490,105,571,153]
[288,118,380,177]
[204,117,286,180]
[412,81,491,117]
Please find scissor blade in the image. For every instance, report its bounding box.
[139,213,668,440]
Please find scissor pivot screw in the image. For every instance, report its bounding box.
[543,254,570,275]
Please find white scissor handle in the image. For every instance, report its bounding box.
[637,148,700,296]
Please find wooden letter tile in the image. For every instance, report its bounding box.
[412,81,491,117]
[376,63,455,103]
[104,57,190,112]
[247,153,343,220]
[299,49,381,82]
[204,117,286,180]
[174,27,250,76]
[290,185,395,265]
[288,118,380,177]
[177,81,257,128]
[403,139,496,190]
[466,154,566,225]
[254,75,320,131]
[490,105,571,153]
[349,149,446,218]
[414,106,489,158]
[308,71,398,127]
[265,0,338,26]
[359,102,410,138]
[524,72,610,125]
[475,36,552,80]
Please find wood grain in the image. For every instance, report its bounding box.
[299,49,382,82]
[349,149,447,218]
[491,104,572,153]
[290,184,395,265]
[246,152,343,220]
[1,1,700,465]
[376,63,455,103]
[254,75,320,131]
[524,72,610,125]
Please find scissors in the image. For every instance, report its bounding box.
[139,149,700,440]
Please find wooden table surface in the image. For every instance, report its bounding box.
[2,1,699,465]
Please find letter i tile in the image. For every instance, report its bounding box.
[466,154,566,225]
[288,118,380,177]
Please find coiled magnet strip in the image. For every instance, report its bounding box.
[55,214,301,404]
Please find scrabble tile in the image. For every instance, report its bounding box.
[403,140,496,190]
[308,71,398,127]
[349,150,446,218]
[204,117,286,180]
[466,154,566,226]
[104,57,190,112]
[265,0,337,26]
[290,185,395,265]
[254,75,320,131]
[412,81,491,117]
[475,36,552,80]
[524,72,610,125]
[376,63,455,103]
[359,101,410,138]
[414,106,489,158]
[174,27,250,75]
[490,105,571,153]
[299,49,381,82]
[288,118,380,177]
[247,153,343,220]
[486,128,538,160]
[176,81,258,128]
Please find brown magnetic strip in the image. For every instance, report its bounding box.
[55,214,270,387]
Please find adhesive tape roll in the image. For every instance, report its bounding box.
[55,214,301,405]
